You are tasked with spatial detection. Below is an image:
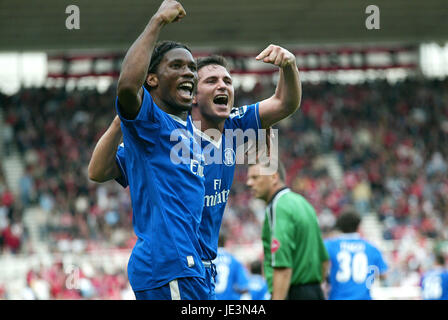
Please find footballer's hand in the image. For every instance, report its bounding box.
[155,0,186,24]
[256,45,296,68]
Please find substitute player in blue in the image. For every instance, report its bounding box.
[243,260,271,300]
[109,0,208,300]
[324,211,388,300]
[421,253,448,300]
[213,234,250,300]
[89,44,302,299]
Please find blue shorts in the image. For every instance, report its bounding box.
[134,276,209,300]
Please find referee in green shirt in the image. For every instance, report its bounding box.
[247,161,329,300]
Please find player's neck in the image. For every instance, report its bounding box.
[191,109,225,134]
[152,96,190,121]
[266,184,287,204]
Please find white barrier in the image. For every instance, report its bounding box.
[371,286,422,300]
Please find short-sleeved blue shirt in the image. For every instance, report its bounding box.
[325,233,388,300]
[117,103,261,261]
[116,86,206,291]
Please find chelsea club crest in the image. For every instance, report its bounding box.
[223,148,236,166]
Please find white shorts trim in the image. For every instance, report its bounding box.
[169,279,181,300]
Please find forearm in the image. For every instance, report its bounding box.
[118,15,165,95]
[272,267,292,300]
[116,15,165,119]
[88,116,122,182]
[276,62,302,113]
[321,260,329,283]
[257,45,302,128]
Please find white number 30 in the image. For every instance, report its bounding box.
[336,251,368,283]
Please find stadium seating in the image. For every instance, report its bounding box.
[1,77,448,299]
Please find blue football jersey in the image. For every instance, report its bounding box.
[421,268,448,300]
[324,233,388,300]
[247,274,270,300]
[116,86,206,291]
[193,103,261,260]
[213,248,250,300]
[116,103,261,261]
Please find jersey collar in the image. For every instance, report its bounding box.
[168,113,188,127]
[191,121,222,148]
[267,187,290,206]
[338,232,361,239]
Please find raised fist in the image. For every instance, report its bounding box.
[155,0,186,24]
[256,44,296,68]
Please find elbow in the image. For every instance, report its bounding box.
[291,92,302,113]
[117,81,138,102]
[87,163,104,183]
[282,99,301,117]
[279,90,301,116]
[290,99,301,113]
[296,93,302,110]
[117,70,141,99]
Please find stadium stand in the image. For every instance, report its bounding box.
[1,76,448,299]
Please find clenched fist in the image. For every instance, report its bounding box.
[154,0,186,24]
[256,44,296,68]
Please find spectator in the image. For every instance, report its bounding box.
[1,76,448,298]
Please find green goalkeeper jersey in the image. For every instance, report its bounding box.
[262,187,329,293]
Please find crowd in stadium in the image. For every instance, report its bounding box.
[0,165,26,255]
[1,76,448,298]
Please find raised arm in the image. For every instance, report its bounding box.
[117,0,186,119]
[88,116,123,182]
[256,45,302,129]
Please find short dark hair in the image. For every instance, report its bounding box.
[250,260,262,275]
[335,210,361,233]
[148,40,192,74]
[196,55,228,72]
[249,160,286,182]
[435,252,446,266]
[144,40,192,91]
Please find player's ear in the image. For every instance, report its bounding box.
[146,73,158,89]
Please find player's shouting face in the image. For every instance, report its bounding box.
[149,47,198,112]
[194,64,235,122]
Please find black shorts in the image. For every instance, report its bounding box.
[287,282,324,300]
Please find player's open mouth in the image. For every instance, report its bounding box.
[177,81,194,99]
[213,94,228,106]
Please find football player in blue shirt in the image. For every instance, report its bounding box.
[421,253,448,300]
[324,211,388,300]
[243,260,271,300]
[89,7,302,300]
[89,51,301,299]
[189,51,300,299]
[105,0,208,300]
[213,234,250,300]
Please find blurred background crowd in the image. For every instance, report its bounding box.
[1,76,448,299]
